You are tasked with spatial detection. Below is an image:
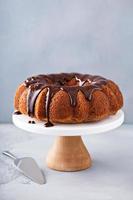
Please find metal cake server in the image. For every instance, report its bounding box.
[2,150,46,184]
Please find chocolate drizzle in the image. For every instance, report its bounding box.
[14,111,22,115]
[27,84,44,117]
[24,73,108,127]
[45,87,59,127]
[28,120,36,124]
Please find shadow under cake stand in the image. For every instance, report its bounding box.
[12,110,124,172]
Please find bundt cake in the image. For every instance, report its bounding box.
[14,73,123,127]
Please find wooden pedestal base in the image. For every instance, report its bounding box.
[46,136,92,171]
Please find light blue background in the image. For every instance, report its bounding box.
[0,0,133,123]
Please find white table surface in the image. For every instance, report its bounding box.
[0,124,133,200]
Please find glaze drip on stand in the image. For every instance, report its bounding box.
[14,111,22,115]
[24,73,108,127]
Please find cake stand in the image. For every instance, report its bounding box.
[12,110,124,172]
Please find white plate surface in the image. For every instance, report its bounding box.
[12,110,124,136]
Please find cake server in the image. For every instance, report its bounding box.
[2,150,46,184]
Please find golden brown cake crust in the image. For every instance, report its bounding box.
[14,73,123,126]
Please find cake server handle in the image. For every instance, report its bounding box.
[2,151,17,160]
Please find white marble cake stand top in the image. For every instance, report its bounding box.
[12,110,124,136]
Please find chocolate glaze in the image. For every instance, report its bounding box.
[14,111,22,115]
[24,73,108,127]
